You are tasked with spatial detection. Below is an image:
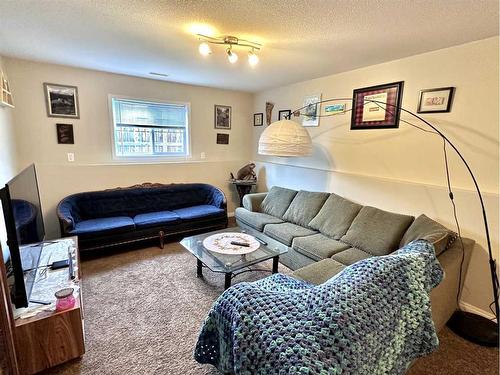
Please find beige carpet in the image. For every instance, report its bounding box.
[45,242,498,375]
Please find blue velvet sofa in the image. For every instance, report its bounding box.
[57,183,228,251]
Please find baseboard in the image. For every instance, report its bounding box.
[460,301,496,321]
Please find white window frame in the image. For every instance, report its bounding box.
[108,94,191,162]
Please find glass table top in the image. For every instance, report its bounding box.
[180,227,287,273]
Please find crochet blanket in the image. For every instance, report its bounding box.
[194,240,443,375]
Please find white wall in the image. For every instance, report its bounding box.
[4,58,254,237]
[253,37,499,317]
[0,56,17,184]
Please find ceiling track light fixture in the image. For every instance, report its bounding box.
[197,34,262,66]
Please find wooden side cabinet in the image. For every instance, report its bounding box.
[5,237,85,374]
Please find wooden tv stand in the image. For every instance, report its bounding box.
[4,237,85,374]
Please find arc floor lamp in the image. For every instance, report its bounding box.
[258,97,499,347]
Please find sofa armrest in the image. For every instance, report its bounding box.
[57,198,80,235]
[208,186,227,212]
[242,192,268,212]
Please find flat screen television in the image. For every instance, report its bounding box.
[0,164,45,308]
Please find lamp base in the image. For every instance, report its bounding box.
[447,310,498,347]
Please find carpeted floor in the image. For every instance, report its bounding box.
[45,241,498,375]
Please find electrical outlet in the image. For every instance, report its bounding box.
[67,153,75,162]
[200,152,206,159]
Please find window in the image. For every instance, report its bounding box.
[110,97,189,158]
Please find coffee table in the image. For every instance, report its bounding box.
[180,227,288,289]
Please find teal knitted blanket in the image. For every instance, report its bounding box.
[194,240,443,374]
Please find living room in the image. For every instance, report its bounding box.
[0,1,498,374]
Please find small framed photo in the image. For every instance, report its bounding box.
[44,83,80,118]
[216,133,229,144]
[351,81,404,130]
[278,110,291,121]
[324,103,346,115]
[302,94,321,127]
[253,113,263,126]
[417,87,455,113]
[214,105,231,129]
[56,123,74,144]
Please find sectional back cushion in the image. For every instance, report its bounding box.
[309,193,363,239]
[400,214,456,256]
[341,206,414,256]
[283,190,330,227]
[260,186,298,218]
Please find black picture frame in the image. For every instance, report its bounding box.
[214,105,231,129]
[417,87,455,113]
[216,133,229,144]
[44,83,80,119]
[350,81,404,130]
[56,123,75,144]
[278,110,291,121]
[253,113,263,126]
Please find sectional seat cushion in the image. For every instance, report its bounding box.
[400,214,456,256]
[341,206,414,256]
[292,233,350,262]
[70,216,135,235]
[283,190,330,228]
[292,258,346,285]
[235,207,284,231]
[309,193,363,239]
[260,186,298,219]
[331,247,372,266]
[133,210,180,229]
[263,222,317,246]
[172,205,225,220]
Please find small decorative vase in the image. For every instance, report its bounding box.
[55,288,76,312]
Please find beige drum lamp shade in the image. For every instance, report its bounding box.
[258,119,313,156]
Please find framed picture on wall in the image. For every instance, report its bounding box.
[417,87,455,113]
[43,83,80,118]
[350,81,404,130]
[216,133,229,144]
[56,123,75,144]
[214,105,231,129]
[278,110,291,121]
[302,94,321,127]
[253,113,263,126]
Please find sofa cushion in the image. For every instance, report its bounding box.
[341,206,414,256]
[263,222,317,246]
[260,186,298,219]
[70,216,135,235]
[292,258,346,285]
[283,190,330,228]
[309,193,363,239]
[400,214,456,256]
[235,207,284,231]
[133,210,181,229]
[331,247,372,266]
[172,205,225,220]
[292,233,350,262]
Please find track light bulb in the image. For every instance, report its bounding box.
[198,42,211,56]
[248,51,259,66]
[227,48,238,64]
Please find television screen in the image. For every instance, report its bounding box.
[0,164,45,307]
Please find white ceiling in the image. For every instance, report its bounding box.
[0,0,498,92]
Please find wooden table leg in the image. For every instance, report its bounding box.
[159,231,165,249]
[272,256,279,274]
[197,259,203,278]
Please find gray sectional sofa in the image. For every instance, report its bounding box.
[235,186,474,332]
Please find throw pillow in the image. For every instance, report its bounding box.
[400,214,456,256]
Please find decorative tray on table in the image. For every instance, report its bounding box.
[202,232,260,255]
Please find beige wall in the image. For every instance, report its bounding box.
[0,56,17,184]
[4,58,254,237]
[253,37,499,317]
